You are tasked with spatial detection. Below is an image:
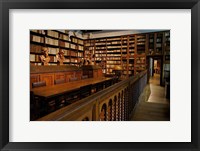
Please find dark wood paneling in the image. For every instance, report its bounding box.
[40,74,54,86]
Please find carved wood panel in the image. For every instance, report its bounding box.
[54,73,65,81]
[40,74,54,86]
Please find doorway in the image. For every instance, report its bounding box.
[148,57,163,86]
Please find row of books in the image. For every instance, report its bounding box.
[134,64,146,68]
[136,59,146,64]
[59,41,70,48]
[129,44,135,47]
[96,39,106,42]
[106,57,121,60]
[95,50,106,53]
[128,63,134,66]
[70,51,83,57]
[78,40,84,45]
[30,54,63,63]
[107,50,121,53]
[122,54,127,58]
[106,37,121,41]
[95,54,106,57]
[70,58,78,63]
[60,34,69,41]
[71,51,77,57]
[95,42,106,46]
[70,43,76,49]
[129,50,135,53]
[137,42,145,45]
[107,46,121,49]
[165,32,170,37]
[85,47,95,50]
[31,35,44,43]
[107,41,121,45]
[78,52,84,57]
[60,49,70,56]
[45,37,59,46]
[156,43,162,47]
[106,61,121,64]
[47,30,59,38]
[96,47,106,50]
[149,39,154,43]
[129,67,134,70]
[106,64,115,68]
[84,43,95,47]
[121,41,128,44]
[137,35,146,39]
[30,54,40,62]
[78,46,84,51]
[107,54,121,57]
[156,38,162,42]
[121,37,128,41]
[129,40,135,43]
[48,47,59,55]
[30,44,42,53]
[71,38,84,45]
[31,30,45,35]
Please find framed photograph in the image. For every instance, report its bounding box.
[1,0,199,151]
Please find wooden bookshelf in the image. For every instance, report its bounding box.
[163,31,170,64]
[106,36,122,76]
[30,30,170,79]
[155,32,164,55]
[94,38,107,74]
[30,30,84,66]
[134,34,147,75]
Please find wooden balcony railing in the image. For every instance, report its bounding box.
[37,70,147,121]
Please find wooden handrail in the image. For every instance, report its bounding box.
[37,70,147,121]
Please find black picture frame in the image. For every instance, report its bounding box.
[0,0,199,150]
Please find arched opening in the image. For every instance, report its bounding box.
[114,95,118,121]
[108,99,112,121]
[121,90,124,121]
[118,92,121,121]
[100,103,107,121]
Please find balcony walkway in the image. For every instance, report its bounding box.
[131,74,170,121]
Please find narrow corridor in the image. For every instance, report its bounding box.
[131,74,170,121]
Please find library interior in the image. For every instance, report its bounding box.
[30,30,170,121]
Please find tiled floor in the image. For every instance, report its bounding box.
[131,74,170,121]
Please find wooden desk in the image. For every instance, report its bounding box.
[31,77,113,119]
[31,77,112,99]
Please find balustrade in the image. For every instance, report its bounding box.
[37,70,148,121]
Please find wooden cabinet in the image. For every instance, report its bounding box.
[81,65,103,78]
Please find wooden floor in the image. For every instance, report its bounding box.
[131,74,170,121]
